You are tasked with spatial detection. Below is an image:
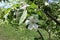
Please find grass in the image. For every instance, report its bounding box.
[0,21,39,40]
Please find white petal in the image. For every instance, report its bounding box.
[28,24,33,30]
[33,18,39,23]
[45,2,49,6]
[28,16,34,20]
[33,24,38,29]
[58,9,60,11]
[28,16,39,23]
[20,4,30,10]
[57,19,60,21]
[20,2,24,4]
[13,18,16,20]
[26,4,30,7]
[25,20,30,25]
[3,13,9,19]
[20,5,26,9]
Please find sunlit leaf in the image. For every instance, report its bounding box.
[19,10,27,25]
[28,3,38,9]
[4,8,12,14]
[12,4,20,9]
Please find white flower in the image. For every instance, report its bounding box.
[25,20,31,25]
[25,16,39,30]
[0,19,3,22]
[58,9,60,11]
[28,24,33,30]
[57,19,60,21]
[45,2,49,6]
[13,18,16,20]
[32,23,38,29]
[28,16,39,23]
[28,23,38,30]
[20,3,30,10]
[48,30,51,32]
[3,13,9,19]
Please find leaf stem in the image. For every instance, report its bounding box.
[37,30,44,40]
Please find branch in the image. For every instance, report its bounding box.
[45,11,60,25]
[44,6,60,25]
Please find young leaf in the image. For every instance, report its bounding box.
[19,10,27,25]
[38,28,49,40]
[30,3,38,9]
[4,8,12,14]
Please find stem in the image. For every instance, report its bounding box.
[37,30,44,40]
[49,32,51,40]
[44,8,60,25]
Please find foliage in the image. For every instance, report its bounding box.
[0,0,60,40]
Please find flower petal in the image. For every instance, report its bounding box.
[20,4,30,10]
[33,24,38,29]
[33,18,39,23]
[28,24,33,30]
[25,20,30,25]
[45,2,49,6]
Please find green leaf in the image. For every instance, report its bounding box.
[37,11,42,16]
[4,8,11,14]
[38,29,49,40]
[12,4,20,9]
[19,10,27,25]
[28,3,38,9]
